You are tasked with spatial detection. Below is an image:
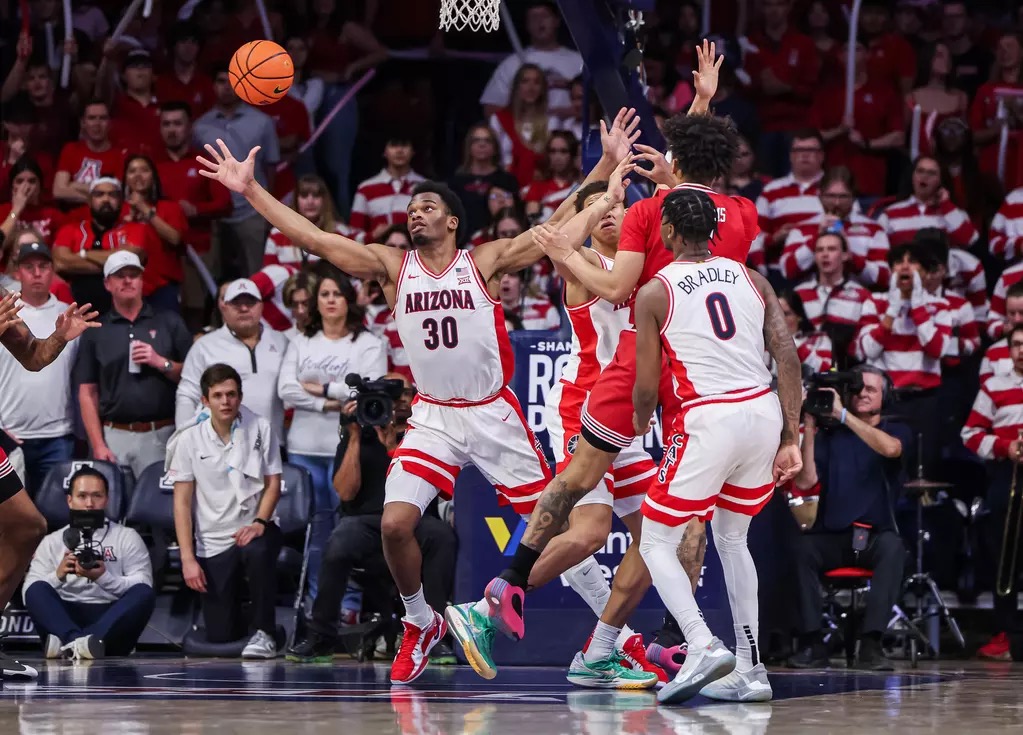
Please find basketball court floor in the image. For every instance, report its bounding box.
[3,658,1022,734]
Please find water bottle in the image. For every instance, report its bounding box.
[128,331,141,374]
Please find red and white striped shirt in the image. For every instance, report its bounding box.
[989,186,1023,264]
[522,177,578,220]
[779,214,891,287]
[987,261,1023,340]
[793,275,872,329]
[250,263,299,332]
[945,248,987,326]
[364,303,412,381]
[962,372,1023,460]
[349,168,426,240]
[263,222,360,267]
[795,332,832,373]
[980,339,1012,384]
[877,196,979,249]
[751,174,823,270]
[856,293,951,389]
[507,296,562,331]
[940,288,981,367]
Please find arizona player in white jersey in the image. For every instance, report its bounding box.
[632,189,803,705]
[195,112,640,685]
[533,181,663,685]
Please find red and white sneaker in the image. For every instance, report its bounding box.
[618,633,668,686]
[977,632,1011,661]
[390,610,447,684]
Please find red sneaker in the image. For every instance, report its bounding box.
[618,633,668,685]
[390,610,447,684]
[977,632,1011,661]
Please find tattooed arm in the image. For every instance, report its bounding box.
[0,287,100,371]
[748,269,803,484]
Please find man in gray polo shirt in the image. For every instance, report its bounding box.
[175,278,288,438]
[193,65,280,278]
[74,251,193,478]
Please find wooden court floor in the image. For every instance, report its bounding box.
[2,657,1022,734]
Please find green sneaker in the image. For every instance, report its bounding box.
[567,651,659,690]
[445,603,498,680]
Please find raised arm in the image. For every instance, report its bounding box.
[196,140,402,283]
[0,289,99,371]
[687,39,723,117]
[632,279,668,432]
[749,269,801,446]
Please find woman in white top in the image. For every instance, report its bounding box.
[277,264,386,599]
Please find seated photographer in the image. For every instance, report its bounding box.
[287,373,457,663]
[788,366,911,671]
[168,364,283,659]
[23,468,155,660]
[961,323,1023,660]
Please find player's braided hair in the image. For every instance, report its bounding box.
[660,114,739,184]
[661,189,718,247]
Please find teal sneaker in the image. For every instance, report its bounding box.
[566,651,660,690]
[445,603,498,680]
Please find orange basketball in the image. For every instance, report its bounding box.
[229,40,294,106]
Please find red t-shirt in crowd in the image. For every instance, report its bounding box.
[744,28,821,132]
[55,141,128,186]
[156,150,233,254]
[119,200,188,291]
[263,95,312,199]
[155,71,215,118]
[865,33,917,92]
[0,203,65,265]
[971,80,1023,189]
[110,93,163,156]
[810,81,904,196]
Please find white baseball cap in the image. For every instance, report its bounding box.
[224,278,261,302]
[103,250,145,277]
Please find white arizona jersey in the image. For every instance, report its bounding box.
[394,249,513,403]
[655,256,772,402]
[557,252,632,391]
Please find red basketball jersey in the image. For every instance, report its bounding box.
[618,183,760,321]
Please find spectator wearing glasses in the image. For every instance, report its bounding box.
[447,124,520,237]
[981,282,1023,382]
[466,184,522,249]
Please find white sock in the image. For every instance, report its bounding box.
[561,556,611,617]
[471,598,491,617]
[400,586,433,628]
[639,519,714,650]
[614,625,637,650]
[584,620,621,662]
[713,509,760,671]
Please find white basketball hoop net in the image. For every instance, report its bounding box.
[439,0,502,32]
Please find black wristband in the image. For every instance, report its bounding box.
[253,518,268,527]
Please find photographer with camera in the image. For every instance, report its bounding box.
[23,467,155,660]
[787,366,911,671]
[287,372,457,662]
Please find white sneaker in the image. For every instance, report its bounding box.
[657,637,735,705]
[699,663,773,702]
[60,635,105,661]
[242,630,277,659]
[44,634,63,659]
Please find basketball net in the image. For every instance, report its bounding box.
[439,0,501,32]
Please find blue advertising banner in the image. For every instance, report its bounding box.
[452,331,738,665]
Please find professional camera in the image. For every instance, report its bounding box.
[803,370,864,422]
[345,373,407,427]
[62,509,106,570]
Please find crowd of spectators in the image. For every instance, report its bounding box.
[3,0,1023,661]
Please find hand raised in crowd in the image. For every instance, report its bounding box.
[692,38,724,101]
[75,559,106,581]
[5,137,26,166]
[197,140,260,194]
[632,144,674,188]
[56,551,78,582]
[9,178,35,216]
[234,521,265,548]
[600,107,641,163]
[53,302,101,342]
[16,32,32,60]
[182,558,207,593]
[127,191,153,220]
[0,292,25,339]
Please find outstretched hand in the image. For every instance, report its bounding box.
[531,223,573,263]
[606,153,636,204]
[600,107,641,163]
[632,144,674,188]
[0,292,24,339]
[196,139,261,194]
[53,302,101,342]
[693,39,724,101]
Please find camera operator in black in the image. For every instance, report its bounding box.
[787,366,912,671]
[286,373,457,662]
[23,467,155,660]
